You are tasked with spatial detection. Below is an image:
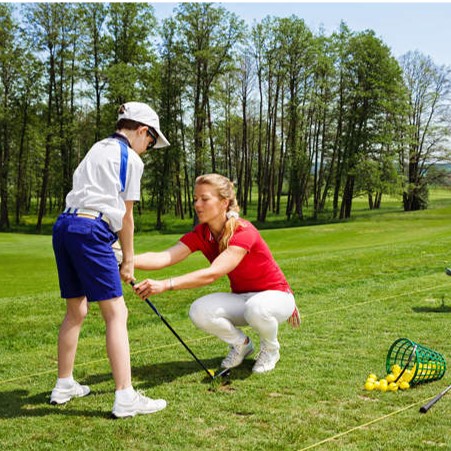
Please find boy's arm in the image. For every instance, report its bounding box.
[118,200,135,284]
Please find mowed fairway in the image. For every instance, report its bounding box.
[1,195,451,450]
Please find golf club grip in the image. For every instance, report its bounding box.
[419,385,451,413]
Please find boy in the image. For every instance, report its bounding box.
[51,102,169,418]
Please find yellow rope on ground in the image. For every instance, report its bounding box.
[298,399,431,450]
[303,283,449,318]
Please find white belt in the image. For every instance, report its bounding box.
[64,207,110,226]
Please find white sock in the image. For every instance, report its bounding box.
[56,376,75,388]
[115,386,135,403]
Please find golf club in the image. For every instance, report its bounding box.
[394,344,417,383]
[130,281,230,381]
[419,384,451,413]
[445,268,451,276]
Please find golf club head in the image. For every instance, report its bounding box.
[213,368,231,380]
[446,268,451,276]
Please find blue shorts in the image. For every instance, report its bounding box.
[52,212,122,302]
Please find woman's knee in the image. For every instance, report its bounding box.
[189,294,222,330]
[189,299,209,328]
[244,299,267,324]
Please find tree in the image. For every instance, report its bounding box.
[399,51,451,211]
[0,4,21,229]
[338,30,406,218]
[277,16,315,221]
[174,2,245,177]
[104,2,157,108]
[79,3,109,142]
[151,17,188,229]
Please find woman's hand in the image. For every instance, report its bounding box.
[287,305,301,328]
[133,278,170,299]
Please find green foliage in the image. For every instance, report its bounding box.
[1,194,451,449]
[0,3,450,234]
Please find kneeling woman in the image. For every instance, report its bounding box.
[134,173,300,373]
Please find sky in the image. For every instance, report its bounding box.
[151,1,451,67]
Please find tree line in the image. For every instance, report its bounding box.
[0,2,450,232]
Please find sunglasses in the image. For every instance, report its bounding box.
[146,127,158,149]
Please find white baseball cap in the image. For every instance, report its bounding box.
[118,101,170,148]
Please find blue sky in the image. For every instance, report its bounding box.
[151,2,451,67]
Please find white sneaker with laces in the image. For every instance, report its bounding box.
[112,391,167,418]
[252,348,280,373]
[221,338,254,369]
[50,381,90,405]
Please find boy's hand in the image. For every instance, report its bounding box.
[119,260,135,284]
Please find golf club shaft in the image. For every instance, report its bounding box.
[130,282,214,380]
[419,384,451,413]
[394,345,417,383]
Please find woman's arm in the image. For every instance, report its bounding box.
[133,245,247,299]
[134,241,192,270]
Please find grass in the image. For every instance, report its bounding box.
[1,190,451,450]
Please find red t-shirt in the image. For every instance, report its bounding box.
[180,220,292,294]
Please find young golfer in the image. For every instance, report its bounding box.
[134,173,300,374]
[51,102,170,418]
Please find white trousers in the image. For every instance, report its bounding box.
[189,291,295,351]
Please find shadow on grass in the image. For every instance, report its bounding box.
[0,389,107,419]
[0,358,253,419]
[412,306,451,313]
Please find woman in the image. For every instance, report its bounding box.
[134,174,300,374]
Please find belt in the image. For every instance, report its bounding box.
[64,207,111,226]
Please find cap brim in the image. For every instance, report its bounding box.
[153,129,170,148]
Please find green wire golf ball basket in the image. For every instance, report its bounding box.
[386,338,446,385]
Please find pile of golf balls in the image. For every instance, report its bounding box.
[364,364,412,392]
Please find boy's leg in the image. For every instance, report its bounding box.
[98,296,132,390]
[99,296,167,418]
[50,296,90,404]
[58,296,89,377]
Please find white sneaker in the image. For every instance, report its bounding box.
[221,338,254,369]
[112,391,167,418]
[50,381,90,405]
[252,349,280,374]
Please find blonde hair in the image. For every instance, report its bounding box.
[195,173,241,252]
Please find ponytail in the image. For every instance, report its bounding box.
[220,209,240,252]
[195,174,243,252]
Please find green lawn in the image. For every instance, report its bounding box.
[1,193,451,450]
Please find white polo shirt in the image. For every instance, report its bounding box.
[65,136,144,232]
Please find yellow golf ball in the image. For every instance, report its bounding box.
[364,381,375,391]
[399,381,410,390]
[386,373,396,383]
[388,382,399,392]
[379,379,388,392]
[401,369,414,382]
